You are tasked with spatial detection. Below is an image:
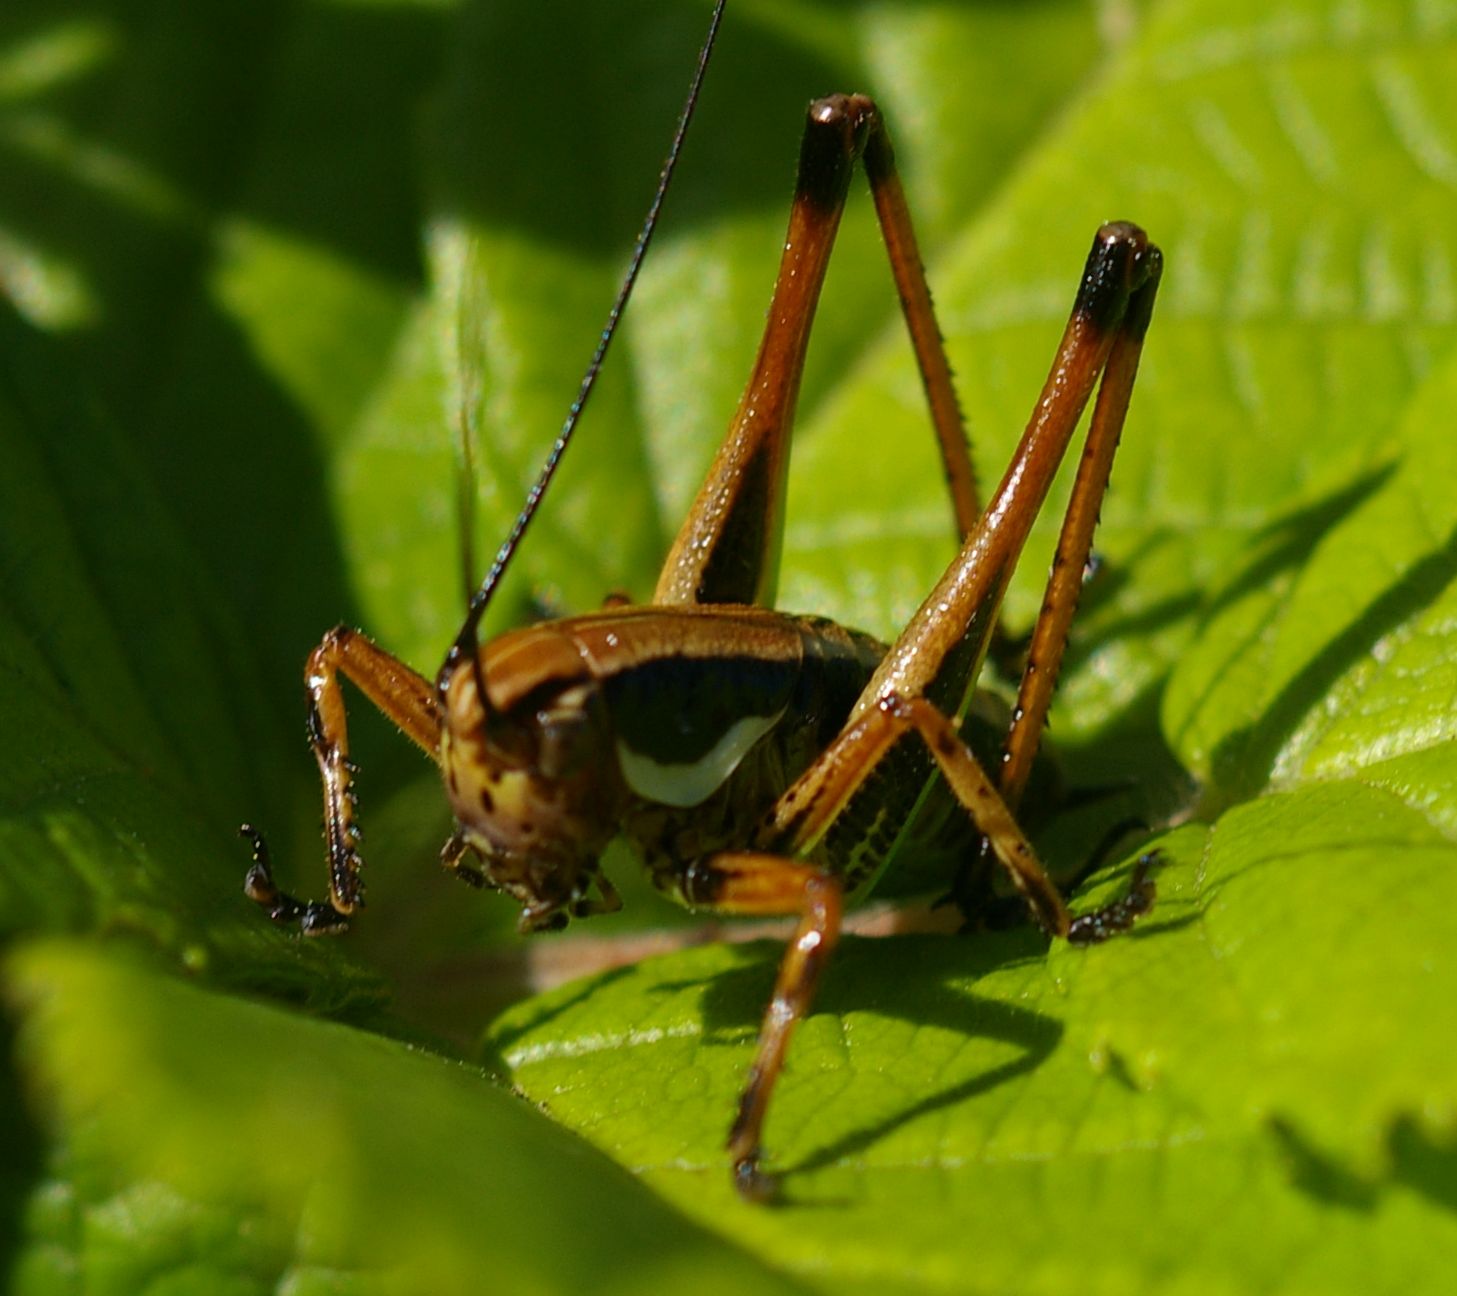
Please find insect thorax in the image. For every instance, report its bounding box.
[440,606,890,922]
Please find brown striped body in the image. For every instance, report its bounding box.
[437,605,887,929]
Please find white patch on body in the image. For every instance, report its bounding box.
[616,710,783,808]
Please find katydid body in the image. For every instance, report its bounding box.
[246,88,1162,1199]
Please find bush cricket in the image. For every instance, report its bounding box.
[243,1,1164,1199]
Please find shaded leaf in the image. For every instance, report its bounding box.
[7,941,806,1295]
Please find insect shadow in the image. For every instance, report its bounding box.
[1215,513,1457,797]
[685,928,1064,1180]
[1389,1114,1457,1216]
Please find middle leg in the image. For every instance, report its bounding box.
[680,852,844,1201]
[716,684,1156,1196]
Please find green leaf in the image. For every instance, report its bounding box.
[3,0,1457,1292]
[6,940,805,1295]
[490,808,1457,1292]
[1164,346,1457,801]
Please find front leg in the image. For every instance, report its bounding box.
[241,824,350,934]
[245,625,443,934]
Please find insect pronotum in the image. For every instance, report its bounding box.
[243,2,1164,1199]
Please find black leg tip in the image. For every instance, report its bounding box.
[797,94,876,215]
[298,905,352,936]
[240,822,352,935]
[1074,223,1162,332]
[733,1155,779,1204]
[1067,850,1161,946]
[242,862,275,905]
[240,824,279,904]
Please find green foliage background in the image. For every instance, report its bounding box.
[3,0,1457,1291]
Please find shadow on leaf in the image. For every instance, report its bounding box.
[1268,1116,1378,1213]
[1213,513,1457,799]
[687,931,1063,1177]
[1389,1115,1457,1216]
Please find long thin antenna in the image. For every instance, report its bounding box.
[443,0,728,681]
